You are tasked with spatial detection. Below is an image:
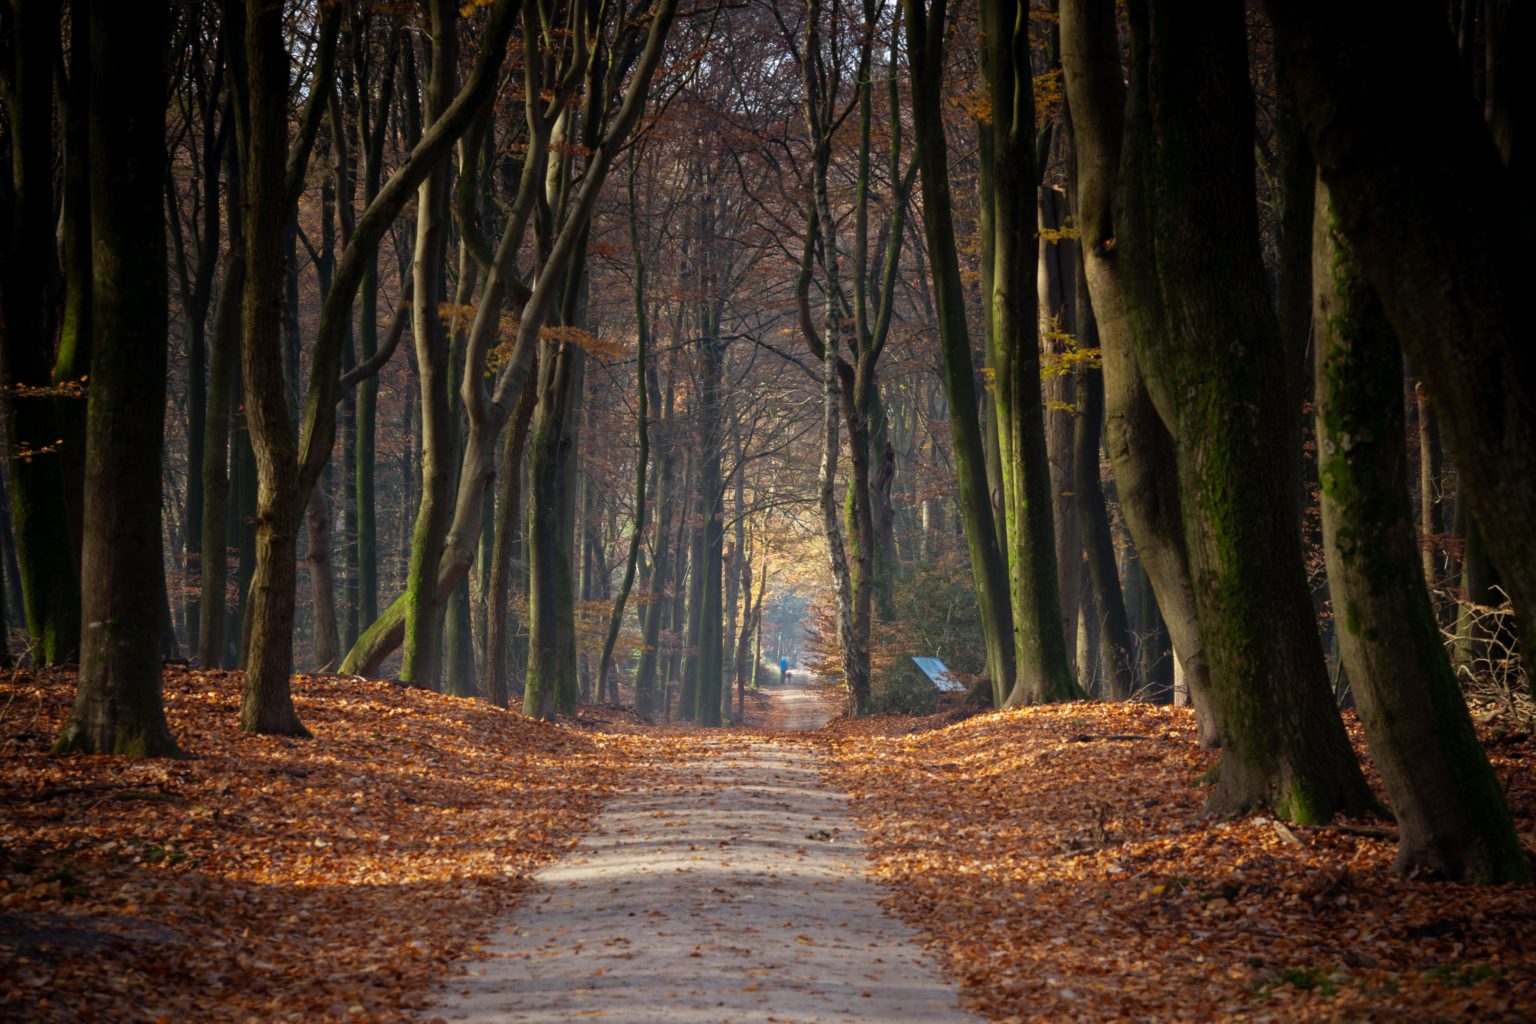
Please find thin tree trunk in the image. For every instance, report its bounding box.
[401,0,457,692]
[903,0,1017,706]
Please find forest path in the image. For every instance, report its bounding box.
[751,683,843,731]
[427,738,976,1023]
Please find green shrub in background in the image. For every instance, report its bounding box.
[868,659,940,716]
[866,540,987,715]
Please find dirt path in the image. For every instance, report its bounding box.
[750,684,842,731]
[428,739,975,1023]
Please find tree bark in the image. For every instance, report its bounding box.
[1266,0,1536,695]
[1314,180,1526,882]
[53,0,180,757]
[400,0,457,692]
[1060,0,1220,745]
[1118,0,1370,820]
[903,0,1017,706]
[0,0,78,664]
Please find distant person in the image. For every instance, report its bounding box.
[779,657,790,684]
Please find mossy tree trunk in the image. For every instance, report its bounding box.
[1266,0,1536,699]
[1314,182,1527,883]
[54,0,181,758]
[400,0,457,693]
[1118,0,1371,821]
[1060,0,1220,745]
[903,0,1017,707]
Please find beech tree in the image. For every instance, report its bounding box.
[54,0,181,756]
[1115,0,1371,821]
[1313,183,1527,883]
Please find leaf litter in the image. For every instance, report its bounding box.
[819,701,1536,1022]
[1,667,648,1023]
[4,672,1534,1022]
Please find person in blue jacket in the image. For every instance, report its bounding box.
[779,657,790,685]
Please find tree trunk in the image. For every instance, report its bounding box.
[0,0,78,664]
[199,138,243,670]
[524,340,583,719]
[1266,0,1536,696]
[1314,180,1526,882]
[903,0,1017,706]
[54,0,181,758]
[1118,0,1370,820]
[1060,0,1220,746]
[983,2,1078,708]
[400,0,457,692]
[1075,348,1135,701]
[305,486,340,671]
[1038,185,1082,687]
[239,0,309,736]
[486,373,536,707]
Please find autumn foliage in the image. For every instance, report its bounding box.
[0,668,642,1022]
[823,702,1536,1022]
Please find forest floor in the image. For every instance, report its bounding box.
[2,668,1534,1022]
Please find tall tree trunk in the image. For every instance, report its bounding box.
[0,0,78,664]
[1314,180,1526,882]
[981,0,1078,707]
[1118,0,1370,821]
[400,0,457,692]
[199,134,244,669]
[596,169,651,697]
[238,0,330,734]
[54,0,180,757]
[1061,0,1220,746]
[1265,0,1536,696]
[903,0,1017,706]
[1038,185,1081,687]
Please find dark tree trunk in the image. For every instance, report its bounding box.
[903,0,1017,705]
[1266,0,1536,696]
[486,373,536,708]
[1314,181,1526,882]
[1119,0,1371,821]
[54,0,181,757]
[1060,0,1219,745]
[239,0,308,735]
[0,0,79,664]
